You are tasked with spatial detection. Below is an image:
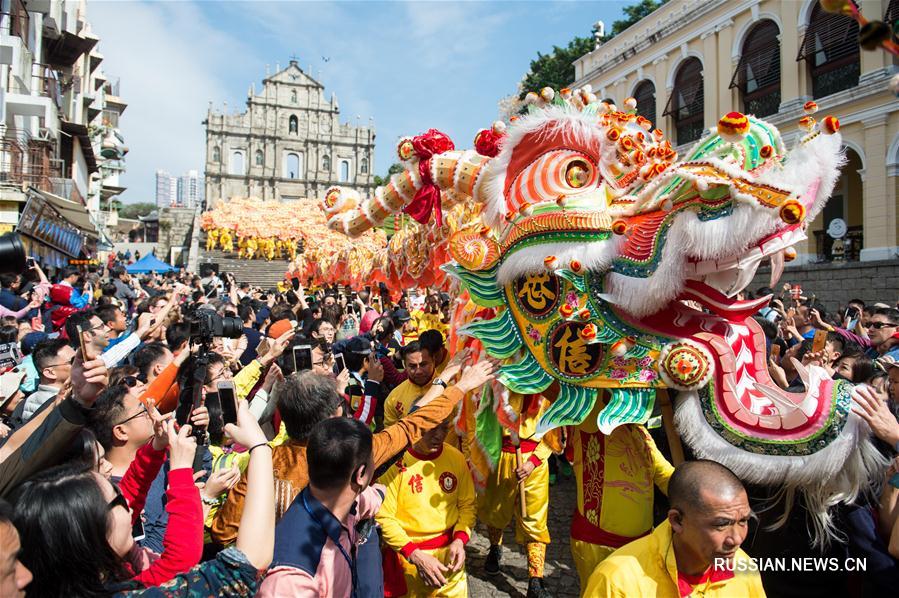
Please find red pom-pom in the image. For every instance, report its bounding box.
[474,128,503,158]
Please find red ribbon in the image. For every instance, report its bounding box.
[403,129,454,227]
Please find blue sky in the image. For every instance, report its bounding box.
[90,0,629,203]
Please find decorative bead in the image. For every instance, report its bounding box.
[783,247,797,262]
[779,200,806,224]
[397,138,415,161]
[623,97,637,110]
[611,219,628,235]
[717,111,750,142]
[798,116,816,131]
[580,323,598,341]
[569,259,583,273]
[821,115,840,134]
[607,128,621,142]
[540,87,555,102]
[560,303,574,318]
[760,145,775,159]
[578,308,591,321]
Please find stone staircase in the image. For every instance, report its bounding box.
[197,250,290,290]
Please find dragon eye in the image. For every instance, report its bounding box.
[565,160,591,188]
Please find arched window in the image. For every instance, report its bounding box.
[290,90,297,104]
[798,3,860,99]
[212,146,220,162]
[230,151,245,175]
[285,153,301,179]
[732,20,781,117]
[663,58,704,145]
[322,154,331,171]
[289,115,298,134]
[255,149,264,166]
[360,158,369,174]
[632,81,655,127]
[814,147,864,261]
[339,160,350,183]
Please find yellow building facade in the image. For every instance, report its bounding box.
[573,0,899,264]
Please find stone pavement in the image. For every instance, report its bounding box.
[465,474,581,597]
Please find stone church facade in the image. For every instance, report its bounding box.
[203,60,375,207]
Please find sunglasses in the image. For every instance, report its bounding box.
[121,375,146,388]
[115,404,148,426]
[870,322,898,329]
[107,485,129,511]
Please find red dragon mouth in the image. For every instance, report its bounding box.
[627,280,837,442]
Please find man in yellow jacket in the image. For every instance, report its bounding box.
[377,416,476,597]
[383,336,448,428]
[585,460,764,597]
[568,392,675,589]
[479,393,554,598]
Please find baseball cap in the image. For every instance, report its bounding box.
[345,336,373,355]
[268,319,296,339]
[393,308,412,323]
[21,332,48,356]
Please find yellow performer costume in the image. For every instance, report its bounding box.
[286,238,297,261]
[219,229,233,253]
[568,393,674,591]
[377,443,475,598]
[265,238,276,261]
[206,228,219,251]
[245,237,258,260]
[479,393,553,581]
[412,309,449,339]
[237,236,247,259]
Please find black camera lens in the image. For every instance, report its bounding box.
[217,316,243,339]
[0,233,26,274]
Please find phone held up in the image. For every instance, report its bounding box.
[216,379,238,426]
[334,352,346,373]
[293,344,313,372]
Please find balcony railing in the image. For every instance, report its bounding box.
[0,137,64,193]
[5,63,62,108]
[0,0,30,44]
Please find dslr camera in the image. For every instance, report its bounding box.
[186,309,242,344]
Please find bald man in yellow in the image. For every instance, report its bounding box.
[479,393,554,597]
[585,460,765,597]
[568,392,674,591]
[377,417,475,597]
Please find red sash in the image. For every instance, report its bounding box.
[382,529,453,597]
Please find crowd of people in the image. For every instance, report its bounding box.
[0,254,897,598]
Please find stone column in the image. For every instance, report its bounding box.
[653,55,670,134]
[779,2,808,113]
[701,32,718,131]
[860,114,890,261]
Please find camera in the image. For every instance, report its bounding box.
[186,309,243,344]
[0,233,26,275]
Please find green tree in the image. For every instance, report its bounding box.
[610,0,667,36]
[373,162,405,187]
[117,201,156,220]
[519,36,595,99]
[517,0,668,99]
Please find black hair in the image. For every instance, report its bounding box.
[131,342,171,378]
[321,304,341,327]
[64,309,97,348]
[804,299,827,322]
[12,463,130,597]
[752,316,777,341]
[756,286,775,298]
[0,272,20,288]
[111,266,127,279]
[94,304,121,326]
[849,298,866,308]
[0,324,17,343]
[60,428,104,471]
[826,331,845,355]
[60,266,80,280]
[86,385,130,451]
[108,365,139,388]
[668,459,746,513]
[238,304,255,324]
[372,316,395,343]
[100,282,118,297]
[165,321,191,352]
[32,338,70,375]
[401,340,424,361]
[419,329,445,355]
[307,417,372,491]
[277,371,342,442]
[874,307,899,325]
[357,289,371,305]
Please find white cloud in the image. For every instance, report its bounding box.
[88,0,260,203]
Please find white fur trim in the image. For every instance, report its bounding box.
[496,239,617,286]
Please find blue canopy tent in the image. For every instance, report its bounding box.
[125,253,177,274]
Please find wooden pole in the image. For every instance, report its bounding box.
[657,389,685,466]
[511,430,528,518]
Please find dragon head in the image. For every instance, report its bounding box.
[320,93,879,542]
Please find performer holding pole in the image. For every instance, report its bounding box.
[478,393,553,598]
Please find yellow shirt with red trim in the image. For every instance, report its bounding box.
[501,394,555,464]
[412,309,449,339]
[382,355,450,428]
[376,443,476,556]
[584,520,765,597]
[569,393,674,548]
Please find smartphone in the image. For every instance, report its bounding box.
[293,344,313,372]
[216,380,238,426]
[771,344,781,359]
[75,323,92,361]
[790,284,802,302]
[812,329,828,354]
[334,352,346,372]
